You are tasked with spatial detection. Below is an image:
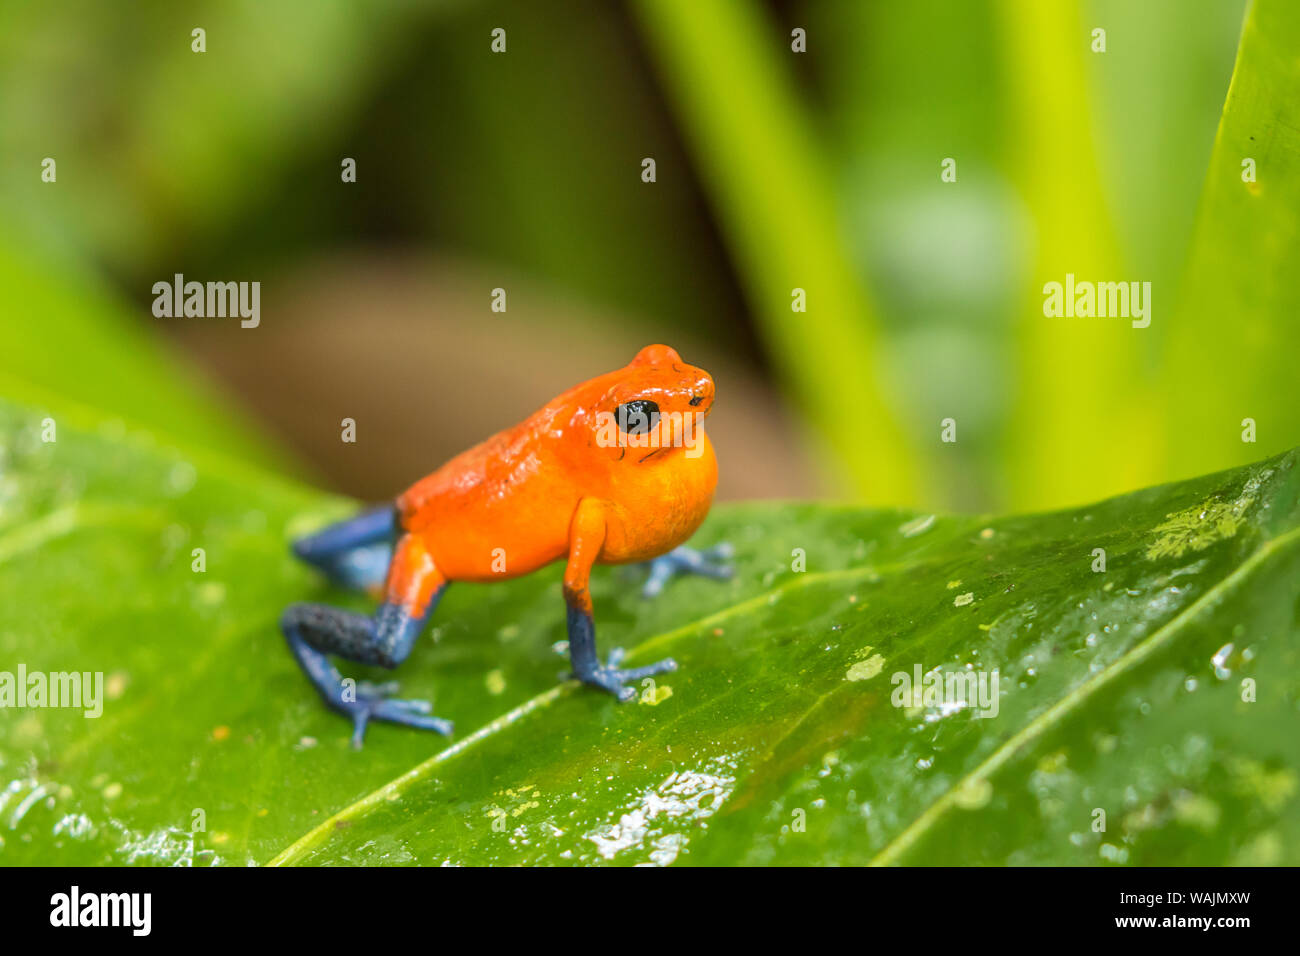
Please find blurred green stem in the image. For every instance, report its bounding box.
[999,0,1160,509]
[632,0,919,504]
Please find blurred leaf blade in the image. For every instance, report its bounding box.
[1085,0,1246,307]
[814,0,1022,511]
[3,397,1298,865]
[1166,0,1300,480]
[999,0,1162,510]
[632,0,920,505]
[0,240,289,469]
[0,0,436,270]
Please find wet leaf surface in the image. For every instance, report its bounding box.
[1,397,1297,865]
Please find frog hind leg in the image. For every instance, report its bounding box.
[290,504,397,592]
[640,543,734,598]
[282,534,453,747]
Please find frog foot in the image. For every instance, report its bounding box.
[640,543,735,598]
[339,685,454,749]
[577,648,678,702]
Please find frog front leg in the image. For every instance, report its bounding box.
[282,533,453,747]
[564,499,678,701]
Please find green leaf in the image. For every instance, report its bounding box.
[1166,0,1300,481]
[2,395,1298,866]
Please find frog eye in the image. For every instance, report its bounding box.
[616,400,660,435]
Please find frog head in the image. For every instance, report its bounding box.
[590,345,714,463]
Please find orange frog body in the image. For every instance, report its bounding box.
[282,345,732,747]
[399,345,718,579]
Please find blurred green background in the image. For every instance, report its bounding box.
[3,0,1294,514]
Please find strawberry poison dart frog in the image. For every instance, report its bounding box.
[281,345,732,746]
